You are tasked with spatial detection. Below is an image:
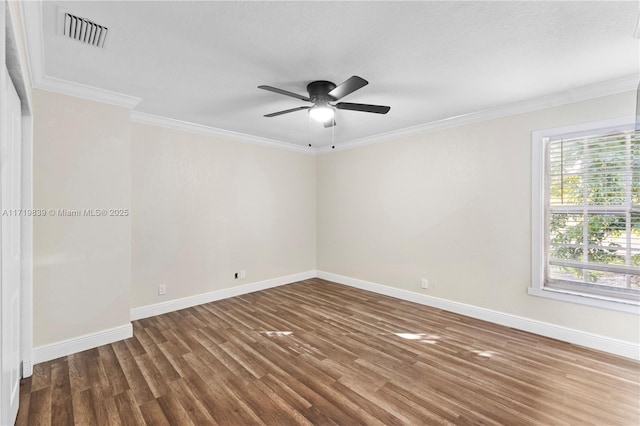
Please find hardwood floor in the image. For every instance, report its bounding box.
[16,278,640,425]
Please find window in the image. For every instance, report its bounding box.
[531,117,639,312]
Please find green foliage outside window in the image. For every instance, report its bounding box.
[548,132,639,285]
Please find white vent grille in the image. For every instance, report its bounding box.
[63,13,108,48]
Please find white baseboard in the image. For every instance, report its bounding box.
[33,323,133,364]
[130,270,317,321]
[21,359,32,378]
[37,270,634,364]
[317,271,640,361]
[31,272,315,365]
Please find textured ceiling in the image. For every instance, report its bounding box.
[40,1,639,147]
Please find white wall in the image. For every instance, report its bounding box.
[130,123,316,308]
[317,91,639,344]
[33,89,131,347]
[29,85,637,357]
[30,89,316,356]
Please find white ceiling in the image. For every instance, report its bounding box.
[40,1,639,147]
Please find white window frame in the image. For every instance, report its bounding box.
[530,116,640,314]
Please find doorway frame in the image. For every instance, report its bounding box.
[3,0,34,379]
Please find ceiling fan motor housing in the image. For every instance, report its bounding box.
[259,75,389,123]
[307,80,337,103]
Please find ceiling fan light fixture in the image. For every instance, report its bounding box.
[259,76,389,127]
[309,105,334,123]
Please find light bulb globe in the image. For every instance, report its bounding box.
[309,105,334,122]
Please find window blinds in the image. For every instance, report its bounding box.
[545,129,639,301]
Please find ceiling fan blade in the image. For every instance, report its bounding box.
[258,85,311,102]
[328,76,368,100]
[264,106,310,117]
[335,102,390,114]
[323,119,336,128]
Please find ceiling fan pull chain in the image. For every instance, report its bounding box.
[332,117,335,149]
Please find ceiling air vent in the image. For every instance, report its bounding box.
[62,12,108,48]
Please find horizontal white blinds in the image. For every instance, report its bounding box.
[548,133,639,207]
[545,129,639,300]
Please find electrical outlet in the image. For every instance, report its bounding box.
[158,284,167,295]
[240,270,246,279]
[421,278,429,289]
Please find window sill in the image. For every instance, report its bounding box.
[528,287,640,314]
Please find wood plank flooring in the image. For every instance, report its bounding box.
[16,278,640,425]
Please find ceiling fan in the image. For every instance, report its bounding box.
[258,76,390,128]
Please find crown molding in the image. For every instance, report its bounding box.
[20,1,140,109]
[20,2,307,151]
[36,75,141,109]
[317,74,638,154]
[19,1,44,87]
[130,111,314,154]
[20,0,637,154]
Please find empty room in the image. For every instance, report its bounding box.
[1,0,639,425]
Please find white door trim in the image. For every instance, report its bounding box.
[5,1,34,378]
[2,64,24,425]
[19,116,32,378]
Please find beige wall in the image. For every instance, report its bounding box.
[31,88,316,348]
[31,86,636,350]
[317,91,639,343]
[32,91,317,346]
[33,89,131,346]
[130,123,316,308]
